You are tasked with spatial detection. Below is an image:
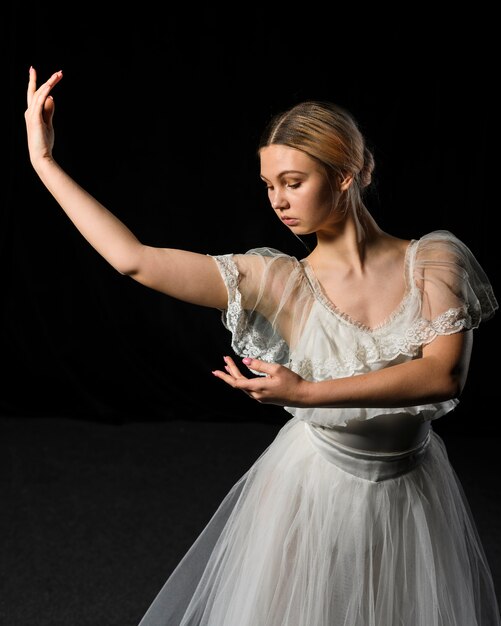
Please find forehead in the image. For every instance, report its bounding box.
[259,145,318,177]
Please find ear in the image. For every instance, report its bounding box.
[339,174,354,192]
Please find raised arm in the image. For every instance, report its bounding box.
[24,68,227,309]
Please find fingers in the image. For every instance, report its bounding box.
[43,90,57,125]
[27,67,63,110]
[242,357,275,376]
[211,356,247,386]
[222,355,246,379]
[212,355,273,398]
[27,66,37,106]
[212,356,275,383]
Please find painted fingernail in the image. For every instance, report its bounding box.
[242,357,252,365]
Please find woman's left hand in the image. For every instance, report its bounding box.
[212,356,311,406]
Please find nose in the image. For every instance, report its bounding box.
[270,189,289,210]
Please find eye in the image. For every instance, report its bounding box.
[286,182,301,190]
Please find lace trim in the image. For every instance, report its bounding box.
[290,306,471,380]
[212,254,289,364]
[213,252,474,380]
[300,240,418,333]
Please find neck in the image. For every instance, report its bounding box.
[310,205,384,270]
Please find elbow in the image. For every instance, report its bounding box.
[421,331,473,403]
[448,356,471,399]
[111,254,145,277]
[118,265,137,277]
[452,370,469,400]
[105,262,136,277]
[106,244,149,277]
[116,245,152,279]
[433,370,467,402]
[443,376,463,401]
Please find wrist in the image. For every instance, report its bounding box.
[31,154,55,170]
[31,156,60,182]
[297,379,316,408]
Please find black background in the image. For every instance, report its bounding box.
[2,7,500,625]
[3,7,499,434]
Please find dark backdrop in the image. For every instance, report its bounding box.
[3,9,499,432]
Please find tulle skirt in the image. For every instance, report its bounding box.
[137,416,500,626]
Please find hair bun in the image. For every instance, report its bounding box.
[359,146,375,188]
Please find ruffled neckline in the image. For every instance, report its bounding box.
[300,239,417,333]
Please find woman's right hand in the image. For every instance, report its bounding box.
[25,67,63,169]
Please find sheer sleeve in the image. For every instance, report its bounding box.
[210,248,308,367]
[412,230,498,339]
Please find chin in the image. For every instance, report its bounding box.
[293,227,314,236]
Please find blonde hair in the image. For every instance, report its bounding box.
[258,101,375,213]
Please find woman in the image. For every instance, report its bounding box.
[25,68,500,625]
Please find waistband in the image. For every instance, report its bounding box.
[305,423,432,482]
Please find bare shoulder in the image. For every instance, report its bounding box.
[383,233,413,252]
[371,233,413,265]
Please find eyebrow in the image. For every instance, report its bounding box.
[260,170,308,181]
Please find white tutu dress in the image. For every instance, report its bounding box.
[138,230,500,625]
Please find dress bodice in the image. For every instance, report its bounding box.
[211,230,497,446]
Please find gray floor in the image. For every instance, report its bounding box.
[1,416,499,626]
